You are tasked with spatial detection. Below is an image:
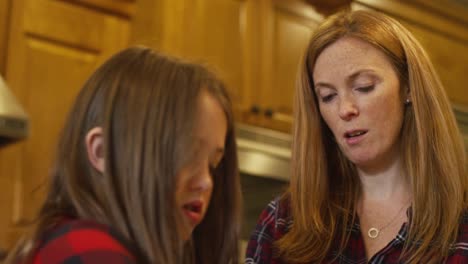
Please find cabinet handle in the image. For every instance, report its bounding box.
[250,105,261,115]
[264,108,273,118]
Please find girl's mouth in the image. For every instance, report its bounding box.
[182,201,203,224]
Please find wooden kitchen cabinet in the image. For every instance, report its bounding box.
[0,0,10,75]
[132,0,324,133]
[132,0,257,123]
[0,0,134,251]
[253,0,322,132]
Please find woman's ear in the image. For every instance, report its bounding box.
[85,127,105,173]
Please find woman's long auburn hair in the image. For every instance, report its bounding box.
[278,10,467,263]
[7,46,241,264]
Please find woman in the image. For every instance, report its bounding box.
[7,46,241,263]
[246,10,467,263]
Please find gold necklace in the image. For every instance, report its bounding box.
[366,201,410,239]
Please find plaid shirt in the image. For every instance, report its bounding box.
[30,219,138,264]
[246,198,468,264]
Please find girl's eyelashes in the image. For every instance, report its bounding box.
[209,164,218,177]
[209,166,215,176]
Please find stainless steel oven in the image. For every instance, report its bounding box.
[240,172,288,239]
[236,123,292,240]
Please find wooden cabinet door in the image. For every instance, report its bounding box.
[0,0,11,75]
[254,0,322,132]
[132,0,325,133]
[181,0,254,117]
[0,0,133,250]
[132,0,257,122]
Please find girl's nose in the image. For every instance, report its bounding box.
[191,164,214,192]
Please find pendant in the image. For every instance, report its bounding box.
[368,227,379,238]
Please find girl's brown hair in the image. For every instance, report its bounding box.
[279,10,467,263]
[7,46,241,263]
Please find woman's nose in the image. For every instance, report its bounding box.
[338,96,359,121]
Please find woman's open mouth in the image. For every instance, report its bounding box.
[344,129,368,145]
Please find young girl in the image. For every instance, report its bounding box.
[7,46,241,263]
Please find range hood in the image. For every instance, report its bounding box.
[0,75,29,145]
[236,123,291,181]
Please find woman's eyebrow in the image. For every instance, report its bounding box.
[314,82,334,89]
[347,69,376,83]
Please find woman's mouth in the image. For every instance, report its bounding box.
[182,200,203,225]
[344,129,368,144]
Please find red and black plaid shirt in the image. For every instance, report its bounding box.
[246,198,468,264]
[30,219,139,264]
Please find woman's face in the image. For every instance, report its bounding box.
[313,36,404,172]
[175,89,227,240]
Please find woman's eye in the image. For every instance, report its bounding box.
[321,94,336,103]
[357,85,374,93]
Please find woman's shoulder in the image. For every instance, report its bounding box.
[245,196,292,264]
[444,209,468,261]
[32,218,137,264]
[263,196,291,226]
[454,210,468,242]
[253,196,292,232]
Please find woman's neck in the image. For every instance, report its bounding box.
[357,156,411,202]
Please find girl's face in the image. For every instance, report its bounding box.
[313,36,404,172]
[175,90,227,240]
